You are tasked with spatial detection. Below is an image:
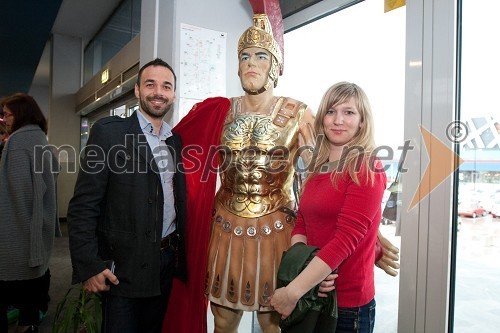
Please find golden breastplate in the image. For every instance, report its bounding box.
[216,97,307,217]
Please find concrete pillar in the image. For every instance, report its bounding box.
[48,33,82,219]
[140,0,175,65]
[139,0,175,124]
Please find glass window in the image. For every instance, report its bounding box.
[273,1,405,332]
[112,105,127,118]
[83,0,141,83]
[453,0,500,331]
[80,117,90,150]
[127,104,138,117]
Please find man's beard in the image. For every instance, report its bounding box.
[139,95,173,119]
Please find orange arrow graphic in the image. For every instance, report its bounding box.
[409,125,465,210]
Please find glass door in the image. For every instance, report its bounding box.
[452,0,500,331]
[274,1,406,332]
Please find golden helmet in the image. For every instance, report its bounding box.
[238,14,283,90]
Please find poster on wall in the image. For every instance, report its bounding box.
[179,23,227,119]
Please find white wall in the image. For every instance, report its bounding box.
[140,0,252,125]
[173,0,251,98]
[29,84,49,117]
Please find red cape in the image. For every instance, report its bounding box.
[163,97,231,333]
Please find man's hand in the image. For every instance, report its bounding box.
[376,231,400,277]
[82,269,119,293]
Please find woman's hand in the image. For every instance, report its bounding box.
[318,271,338,297]
[270,287,300,319]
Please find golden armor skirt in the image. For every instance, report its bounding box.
[204,200,296,311]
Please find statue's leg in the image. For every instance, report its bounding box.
[256,311,281,333]
[211,302,244,333]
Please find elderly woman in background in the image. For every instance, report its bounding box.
[0,93,59,333]
[0,120,8,160]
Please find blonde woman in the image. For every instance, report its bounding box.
[271,82,386,333]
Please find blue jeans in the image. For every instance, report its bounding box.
[101,246,175,333]
[336,298,376,333]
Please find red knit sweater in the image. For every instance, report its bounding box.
[292,162,386,307]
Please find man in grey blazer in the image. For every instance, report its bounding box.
[68,58,187,333]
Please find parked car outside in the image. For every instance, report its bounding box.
[458,207,489,218]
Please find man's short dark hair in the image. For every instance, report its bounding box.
[137,58,177,90]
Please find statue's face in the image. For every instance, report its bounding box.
[238,47,272,93]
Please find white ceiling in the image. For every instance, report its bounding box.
[12,0,313,91]
[32,0,123,86]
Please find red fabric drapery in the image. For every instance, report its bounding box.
[162,97,230,333]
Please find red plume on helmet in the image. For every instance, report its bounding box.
[248,0,285,74]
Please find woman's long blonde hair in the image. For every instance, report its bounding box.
[306,82,377,187]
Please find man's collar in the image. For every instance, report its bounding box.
[136,110,172,139]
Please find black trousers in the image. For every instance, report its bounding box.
[0,269,51,333]
[101,246,175,333]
